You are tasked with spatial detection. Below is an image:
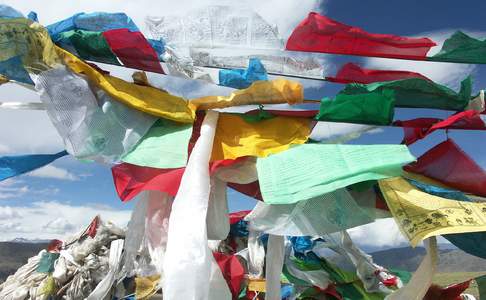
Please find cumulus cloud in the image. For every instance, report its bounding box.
[0,221,22,231]
[0,201,131,241]
[0,180,29,200]
[43,217,76,233]
[0,206,22,219]
[27,165,79,181]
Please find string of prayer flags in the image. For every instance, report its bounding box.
[338,76,472,111]
[326,62,430,84]
[56,47,194,122]
[396,110,486,145]
[189,79,303,110]
[219,58,268,89]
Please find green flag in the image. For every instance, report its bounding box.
[338,76,471,111]
[122,119,192,169]
[256,143,415,204]
[477,274,486,299]
[315,89,395,125]
[430,31,486,64]
[57,30,119,65]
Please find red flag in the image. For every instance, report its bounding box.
[286,13,436,60]
[326,62,431,84]
[441,280,471,300]
[86,215,100,238]
[424,280,471,300]
[112,159,245,202]
[228,181,263,201]
[103,29,164,74]
[404,139,486,197]
[229,210,252,225]
[213,252,245,300]
[395,110,486,145]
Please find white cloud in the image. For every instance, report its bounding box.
[27,165,79,181]
[0,180,29,200]
[348,218,409,248]
[43,217,76,233]
[0,206,22,219]
[0,143,11,154]
[364,30,485,89]
[0,221,22,231]
[0,201,132,241]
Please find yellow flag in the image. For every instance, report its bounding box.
[0,18,61,73]
[379,177,486,247]
[56,47,195,123]
[190,79,303,110]
[211,114,310,161]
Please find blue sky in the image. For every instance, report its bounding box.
[0,0,485,247]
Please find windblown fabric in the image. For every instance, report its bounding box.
[189,79,303,110]
[408,179,470,202]
[246,188,375,236]
[379,177,486,246]
[430,31,486,64]
[326,63,430,84]
[444,232,486,259]
[55,30,120,65]
[56,47,194,122]
[404,139,486,197]
[477,274,486,299]
[386,237,437,300]
[0,18,61,74]
[36,66,156,162]
[257,144,415,204]
[146,5,283,50]
[315,89,395,125]
[121,119,192,169]
[103,28,164,74]
[47,12,139,41]
[163,111,232,300]
[0,150,67,182]
[213,252,245,300]
[423,280,471,300]
[190,48,324,77]
[338,76,472,111]
[112,159,242,202]
[399,179,486,259]
[0,56,34,84]
[219,58,268,89]
[286,12,436,60]
[211,114,310,161]
[397,110,486,145]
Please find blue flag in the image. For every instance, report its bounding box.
[0,150,68,182]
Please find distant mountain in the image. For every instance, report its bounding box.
[0,242,47,283]
[9,238,51,244]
